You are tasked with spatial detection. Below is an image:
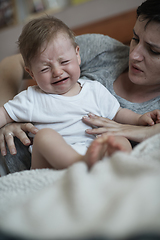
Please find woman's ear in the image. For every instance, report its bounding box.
[76,46,81,65]
[25,67,35,80]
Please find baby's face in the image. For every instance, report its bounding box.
[27,33,81,95]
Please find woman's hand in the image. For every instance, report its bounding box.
[0,122,38,156]
[82,113,124,135]
[82,113,157,142]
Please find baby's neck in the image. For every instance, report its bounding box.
[63,82,82,97]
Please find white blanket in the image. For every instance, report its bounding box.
[0,134,160,240]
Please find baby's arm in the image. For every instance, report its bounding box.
[138,109,160,126]
[114,108,160,126]
[0,107,13,128]
[114,107,141,125]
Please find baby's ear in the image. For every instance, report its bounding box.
[76,46,81,65]
[25,67,35,80]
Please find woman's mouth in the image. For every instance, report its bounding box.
[131,64,143,73]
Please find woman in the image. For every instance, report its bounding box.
[82,0,160,140]
[0,0,160,173]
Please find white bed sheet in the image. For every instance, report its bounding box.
[0,134,160,239]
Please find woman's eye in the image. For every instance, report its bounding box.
[132,37,139,43]
[150,49,160,55]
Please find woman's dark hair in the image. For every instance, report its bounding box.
[137,0,160,25]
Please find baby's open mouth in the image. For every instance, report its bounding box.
[53,77,69,84]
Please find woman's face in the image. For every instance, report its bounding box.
[129,17,160,87]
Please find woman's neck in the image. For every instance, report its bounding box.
[114,71,160,103]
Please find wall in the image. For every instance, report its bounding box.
[0,0,144,62]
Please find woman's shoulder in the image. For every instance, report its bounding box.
[117,94,160,114]
[77,34,129,67]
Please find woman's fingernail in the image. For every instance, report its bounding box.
[11,148,17,155]
[24,139,30,145]
[96,134,102,138]
[83,116,90,120]
[88,113,96,118]
[1,150,6,156]
[85,129,93,134]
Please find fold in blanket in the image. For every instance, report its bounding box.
[0,134,160,240]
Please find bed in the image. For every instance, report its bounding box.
[0,133,160,240]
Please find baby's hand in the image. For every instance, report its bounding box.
[138,109,160,126]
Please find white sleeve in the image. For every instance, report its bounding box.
[4,87,34,122]
[96,81,120,120]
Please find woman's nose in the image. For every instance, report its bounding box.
[130,44,144,62]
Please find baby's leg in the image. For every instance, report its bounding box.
[31,128,83,170]
[84,135,132,168]
[106,135,132,155]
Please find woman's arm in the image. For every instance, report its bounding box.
[0,54,26,106]
[0,107,13,128]
[82,113,160,143]
[0,54,38,155]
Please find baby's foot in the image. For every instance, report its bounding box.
[83,135,131,169]
[107,135,131,156]
[83,136,109,168]
[106,135,124,155]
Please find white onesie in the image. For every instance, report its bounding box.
[4,79,120,154]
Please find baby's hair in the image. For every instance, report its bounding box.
[18,16,77,68]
